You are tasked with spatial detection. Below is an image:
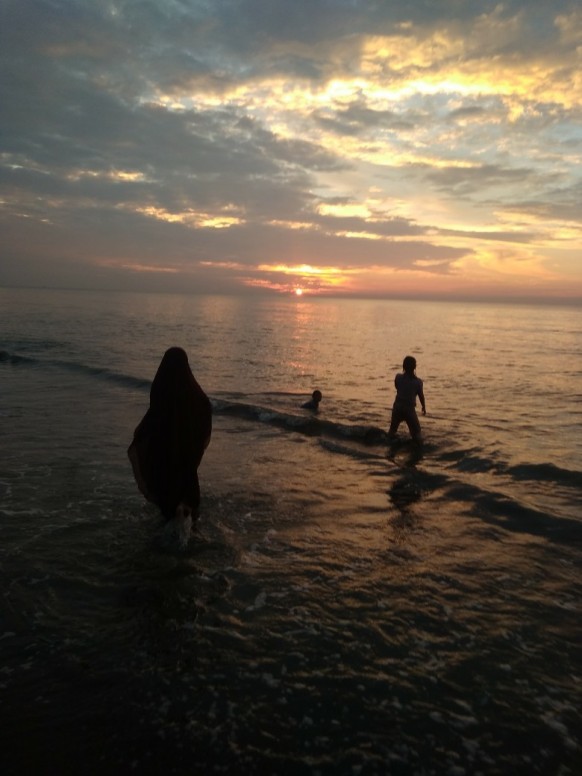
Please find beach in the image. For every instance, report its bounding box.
[1,288,581,775]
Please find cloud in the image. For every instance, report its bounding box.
[501,180,582,226]
[424,163,542,197]
[0,0,581,299]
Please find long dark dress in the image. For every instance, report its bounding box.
[128,347,212,520]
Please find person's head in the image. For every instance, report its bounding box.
[402,355,416,375]
[159,346,190,374]
[151,346,202,405]
[312,389,322,404]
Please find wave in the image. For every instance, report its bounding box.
[0,350,36,366]
[0,349,151,392]
[51,360,151,392]
[1,348,388,445]
[439,446,582,491]
[215,400,582,496]
[3,349,580,500]
[211,398,389,445]
[441,479,582,540]
[505,462,582,489]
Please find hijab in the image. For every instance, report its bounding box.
[129,347,212,518]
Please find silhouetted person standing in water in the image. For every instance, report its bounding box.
[128,347,212,536]
[388,355,426,443]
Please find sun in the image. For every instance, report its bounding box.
[294,288,304,296]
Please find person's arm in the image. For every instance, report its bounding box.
[418,387,426,415]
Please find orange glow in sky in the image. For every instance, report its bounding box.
[1,3,581,301]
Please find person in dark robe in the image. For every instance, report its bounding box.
[128,347,212,524]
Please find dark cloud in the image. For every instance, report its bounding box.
[314,103,420,136]
[320,216,425,238]
[500,180,582,225]
[0,0,580,296]
[424,164,543,197]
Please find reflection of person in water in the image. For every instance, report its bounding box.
[128,347,212,527]
[387,356,426,443]
[301,389,322,411]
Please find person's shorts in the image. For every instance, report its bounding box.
[390,404,422,439]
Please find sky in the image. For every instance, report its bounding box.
[1,0,581,301]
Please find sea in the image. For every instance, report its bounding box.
[1,287,581,776]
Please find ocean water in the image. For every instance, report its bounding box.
[1,287,581,775]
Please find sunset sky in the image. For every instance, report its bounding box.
[1,0,581,300]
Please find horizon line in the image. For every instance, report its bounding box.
[1,284,581,308]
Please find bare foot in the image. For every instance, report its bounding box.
[175,501,192,522]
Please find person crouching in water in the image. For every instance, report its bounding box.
[301,389,322,411]
[387,355,426,443]
[128,347,212,545]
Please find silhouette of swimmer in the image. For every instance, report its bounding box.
[387,355,426,443]
[301,389,322,411]
[128,347,212,527]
